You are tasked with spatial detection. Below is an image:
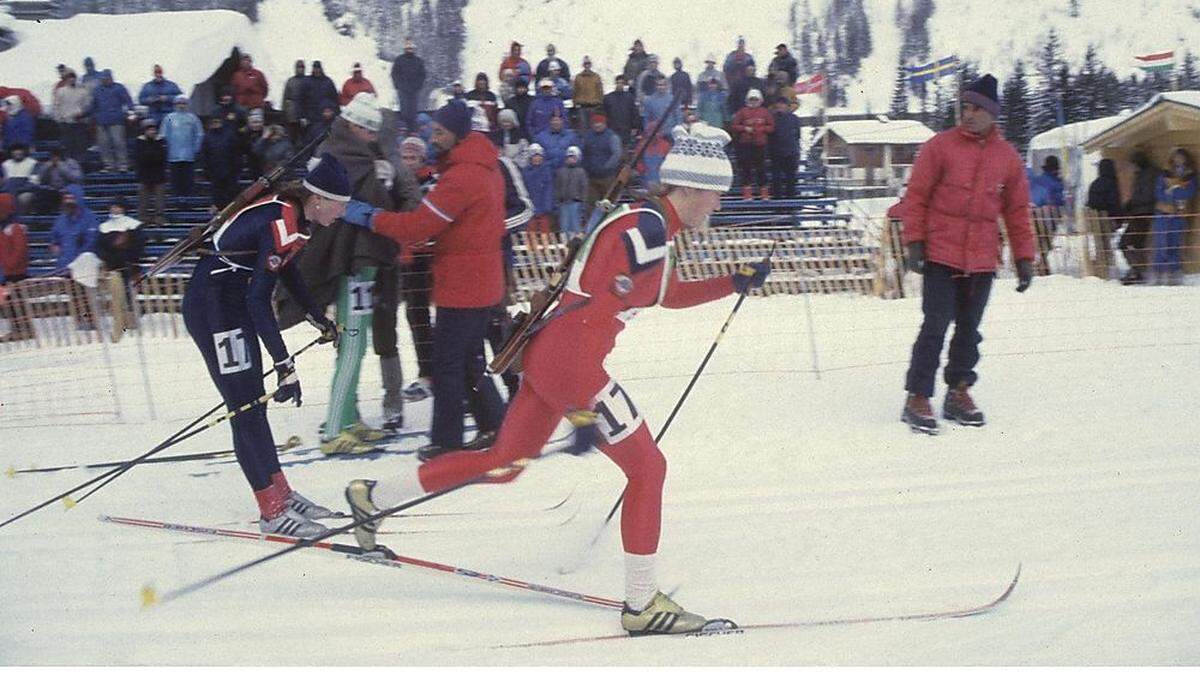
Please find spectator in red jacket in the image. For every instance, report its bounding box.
[897,74,1035,435]
[730,89,774,199]
[499,41,531,83]
[0,193,27,283]
[340,99,508,459]
[230,53,269,111]
[0,192,32,341]
[339,63,376,106]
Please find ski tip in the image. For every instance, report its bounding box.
[4,465,14,479]
[140,584,159,609]
[62,496,78,510]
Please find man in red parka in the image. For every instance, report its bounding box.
[230,54,269,111]
[898,74,1035,434]
[340,123,771,635]
[341,99,507,457]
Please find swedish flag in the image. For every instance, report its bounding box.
[906,56,961,85]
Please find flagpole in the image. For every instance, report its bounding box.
[954,60,962,127]
[818,57,829,169]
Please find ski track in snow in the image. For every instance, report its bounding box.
[1,276,1198,664]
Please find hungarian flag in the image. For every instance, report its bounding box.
[1134,51,1175,73]
[795,72,825,95]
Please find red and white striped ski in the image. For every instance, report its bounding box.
[100,514,623,611]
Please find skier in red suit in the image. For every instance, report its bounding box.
[340,123,770,635]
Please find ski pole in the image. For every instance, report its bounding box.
[560,243,778,574]
[71,332,332,507]
[149,450,562,606]
[0,336,323,530]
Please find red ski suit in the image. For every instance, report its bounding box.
[417,198,736,554]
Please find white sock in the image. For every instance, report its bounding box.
[370,465,425,510]
[624,552,657,611]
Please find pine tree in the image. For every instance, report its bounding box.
[890,57,909,117]
[1068,0,1080,17]
[1031,29,1065,135]
[1180,50,1199,90]
[1002,59,1032,153]
[435,0,466,89]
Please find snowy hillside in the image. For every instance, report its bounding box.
[1,277,1199,665]
[0,0,398,110]
[462,0,1200,115]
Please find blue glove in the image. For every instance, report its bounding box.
[732,260,771,294]
[273,356,302,406]
[342,199,378,229]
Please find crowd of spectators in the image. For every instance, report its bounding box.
[0,37,810,284]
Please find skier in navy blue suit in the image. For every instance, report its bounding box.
[181,154,349,538]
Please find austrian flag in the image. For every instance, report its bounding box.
[795,72,825,95]
[1135,51,1175,73]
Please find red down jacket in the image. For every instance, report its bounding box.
[899,125,1035,273]
[370,131,505,308]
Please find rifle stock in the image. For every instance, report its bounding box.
[135,126,332,285]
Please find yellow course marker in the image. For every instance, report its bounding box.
[62,496,77,510]
[4,466,14,479]
[140,584,158,609]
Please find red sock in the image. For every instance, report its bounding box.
[254,484,286,520]
[270,472,292,499]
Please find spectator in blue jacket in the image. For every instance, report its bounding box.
[80,56,103,91]
[533,113,579,170]
[697,76,728,129]
[2,95,34,151]
[521,143,556,245]
[302,60,341,128]
[138,64,183,126]
[1029,155,1065,208]
[767,97,801,199]
[642,76,679,136]
[160,95,204,196]
[199,115,243,210]
[526,79,566,138]
[580,113,622,209]
[89,70,133,172]
[50,184,99,271]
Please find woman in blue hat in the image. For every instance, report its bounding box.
[181,153,349,537]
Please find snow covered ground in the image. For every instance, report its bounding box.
[1,274,1198,665]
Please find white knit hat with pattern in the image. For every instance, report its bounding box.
[342,92,382,132]
[659,123,733,192]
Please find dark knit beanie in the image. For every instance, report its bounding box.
[433,99,472,140]
[303,153,352,201]
[961,74,1000,118]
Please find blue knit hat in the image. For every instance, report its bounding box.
[433,99,472,140]
[303,153,352,202]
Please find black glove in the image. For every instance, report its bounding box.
[307,313,339,348]
[732,260,771,294]
[1016,259,1034,293]
[906,242,926,274]
[273,356,302,406]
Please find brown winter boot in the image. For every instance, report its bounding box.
[901,393,939,435]
[943,383,985,426]
[760,186,771,200]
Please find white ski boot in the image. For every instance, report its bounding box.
[286,491,343,520]
[260,509,330,539]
